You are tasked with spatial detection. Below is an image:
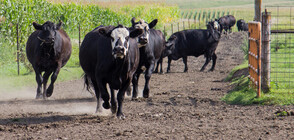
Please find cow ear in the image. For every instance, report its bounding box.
[131,17,136,27]
[56,21,63,30]
[129,29,143,38]
[148,19,158,29]
[98,27,111,37]
[33,22,42,30]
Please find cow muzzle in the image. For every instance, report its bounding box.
[38,36,55,46]
[113,46,126,59]
[138,37,148,45]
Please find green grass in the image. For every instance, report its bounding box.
[222,63,294,105]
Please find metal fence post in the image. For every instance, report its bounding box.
[261,9,271,92]
[171,23,173,34]
[16,23,20,76]
[79,23,81,48]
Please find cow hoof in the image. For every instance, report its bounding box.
[143,89,149,98]
[143,93,149,98]
[209,69,214,72]
[46,86,54,97]
[131,97,138,101]
[103,102,111,109]
[35,94,43,99]
[117,113,125,120]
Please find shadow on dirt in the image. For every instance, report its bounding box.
[0,115,74,125]
[0,97,96,105]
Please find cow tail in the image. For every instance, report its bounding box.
[83,73,95,96]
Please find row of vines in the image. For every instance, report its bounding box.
[181,9,233,21]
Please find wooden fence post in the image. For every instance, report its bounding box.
[254,0,262,22]
[261,9,271,92]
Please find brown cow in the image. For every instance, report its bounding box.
[26,21,72,99]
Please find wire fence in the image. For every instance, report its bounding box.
[265,6,294,93]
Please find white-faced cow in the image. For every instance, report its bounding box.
[79,25,143,119]
[164,21,221,73]
[129,18,165,99]
[26,21,72,99]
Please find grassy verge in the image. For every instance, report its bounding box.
[222,61,294,106]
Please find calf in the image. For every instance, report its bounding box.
[164,21,221,73]
[218,15,236,33]
[237,19,248,31]
[26,21,72,99]
[130,18,165,99]
[79,25,143,119]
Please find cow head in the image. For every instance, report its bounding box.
[163,35,177,57]
[208,20,221,31]
[98,24,143,59]
[207,21,221,41]
[33,21,62,46]
[131,17,158,47]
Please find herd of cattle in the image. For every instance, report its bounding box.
[25,15,248,119]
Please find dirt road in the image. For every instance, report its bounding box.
[0,32,293,139]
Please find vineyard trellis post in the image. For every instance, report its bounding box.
[261,9,271,92]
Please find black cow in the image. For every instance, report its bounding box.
[26,21,72,99]
[130,18,165,99]
[237,19,248,31]
[217,15,236,33]
[164,21,221,73]
[79,25,143,119]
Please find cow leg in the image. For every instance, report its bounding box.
[98,81,110,109]
[209,53,217,71]
[91,79,103,113]
[34,69,43,99]
[132,69,142,99]
[116,79,131,119]
[183,56,188,72]
[42,70,53,100]
[110,88,117,114]
[200,55,211,72]
[46,65,61,97]
[167,57,172,73]
[126,86,132,96]
[143,61,154,98]
[154,60,159,73]
[158,57,163,74]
